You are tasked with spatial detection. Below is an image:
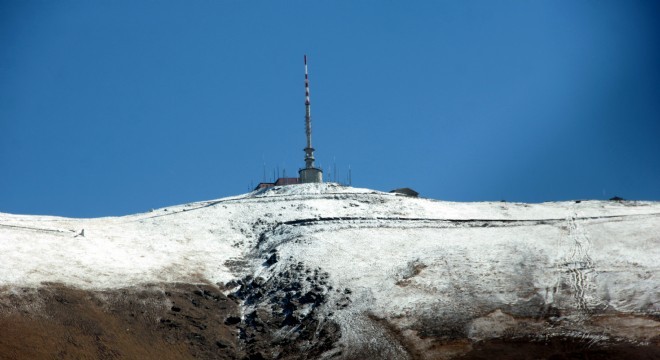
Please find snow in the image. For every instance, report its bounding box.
[1,183,658,290]
[1,183,659,347]
[0,200,243,289]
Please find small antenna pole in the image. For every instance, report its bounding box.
[348,165,352,186]
[334,157,337,183]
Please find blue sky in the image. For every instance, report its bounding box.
[1,1,659,217]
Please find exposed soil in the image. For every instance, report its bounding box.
[1,281,658,360]
[460,337,660,360]
[0,282,242,360]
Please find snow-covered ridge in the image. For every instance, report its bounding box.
[0,184,658,292]
[2,184,659,356]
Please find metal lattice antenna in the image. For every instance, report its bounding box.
[303,55,315,169]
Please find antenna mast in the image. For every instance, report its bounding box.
[304,55,315,169]
[299,55,323,183]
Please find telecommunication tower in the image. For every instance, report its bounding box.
[299,55,323,183]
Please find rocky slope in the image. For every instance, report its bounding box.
[1,184,659,359]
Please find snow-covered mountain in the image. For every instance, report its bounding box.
[1,184,658,359]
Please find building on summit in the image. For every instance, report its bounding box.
[254,177,300,191]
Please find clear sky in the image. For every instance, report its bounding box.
[1,1,659,217]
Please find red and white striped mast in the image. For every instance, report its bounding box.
[298,55,323,183]
[303,54,315,169]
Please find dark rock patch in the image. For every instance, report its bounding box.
[224,316,241,325]
[230,258,342,359]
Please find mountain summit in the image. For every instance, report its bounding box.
[1,184,658,359]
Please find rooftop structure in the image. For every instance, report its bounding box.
[254,177,301,191]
